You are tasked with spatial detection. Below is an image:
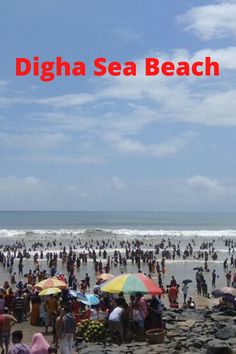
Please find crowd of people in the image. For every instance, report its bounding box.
[0,235,235,353]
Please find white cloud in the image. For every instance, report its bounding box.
[0,175,44,191]
[103,132,192,157]
[65,184,78,192]
[5,154,107,165]
[1,174,236,211]
[178,2,236,40]
[187,175,225,194]
[110,176,126,191]
[0,132,69,149]
[24,176,42,186]
[96,48,236,127]
[114,28,144,44]
[0,97,12,108]
[0,176,88,210]
[34,93,94,108]
[192,47,236,70]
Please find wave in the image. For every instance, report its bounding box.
[110,229,236,238]
[0,228,236,238]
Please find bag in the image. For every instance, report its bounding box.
[63,313,76,334]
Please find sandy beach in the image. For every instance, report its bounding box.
[0,226,235,353]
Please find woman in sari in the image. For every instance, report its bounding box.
[30,291,41,325]
[31,333,49,354]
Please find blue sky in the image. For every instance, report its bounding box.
[0,0,236,211]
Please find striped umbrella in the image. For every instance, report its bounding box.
[35,277,68,290]
[100,273,163,295]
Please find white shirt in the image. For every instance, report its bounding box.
[109,306,124,321]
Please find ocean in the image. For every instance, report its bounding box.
[0,211,236,238]
[0,211,233,294]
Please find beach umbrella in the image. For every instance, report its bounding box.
[68,289,87,301]
[182,279,192,284]
[79,294,100,306]
[39,287,61,296]
[97,273,114,282]
[35,277,68,290]
[68,289,78,298]
[68,289,79,298]
[212,289,225,298]
[212,287,236,298]
[100,273,163,295]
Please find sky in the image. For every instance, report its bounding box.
[0,0,236,211]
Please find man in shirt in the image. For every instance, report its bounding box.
[8,330,30,354]
[59,306,76,354]
[226,271,232,287]
[135,293,148,334]
[13,292,24,323]
[212,269,216,287]
[0,307,17,354]
[44,295,58,334]
[108,299,124,343]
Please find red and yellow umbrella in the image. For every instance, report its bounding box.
[39,287,62,296]
[35,277,68,290]
[100,273,163,295]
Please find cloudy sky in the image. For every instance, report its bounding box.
[0,0,236,211]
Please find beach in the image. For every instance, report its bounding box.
[0,211,236,353]
[0,228,234,298]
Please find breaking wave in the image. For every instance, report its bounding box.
[0,228,236,239]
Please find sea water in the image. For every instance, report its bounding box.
[0,211,236,238]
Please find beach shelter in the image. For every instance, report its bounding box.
[35,277,68,290]
[100,273,163,295]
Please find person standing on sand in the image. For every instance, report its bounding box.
[226,271,232,287]
[55,308,65,348]
[232,273,236,288]
[168,285,178,306]
[4,290,14,315]
[59,306,76,354]
[44,295,58,334]
[161,258,165,274]
[8,330,30,354]
[170,276,177,287]
[30,290,41,326]
[212,270,216,287]
[108,299,125,343]
[182,284,189,304]
[31,333,49,354]
[135,293,148,334]
[13,292,24,323]
[0,307,17,354]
